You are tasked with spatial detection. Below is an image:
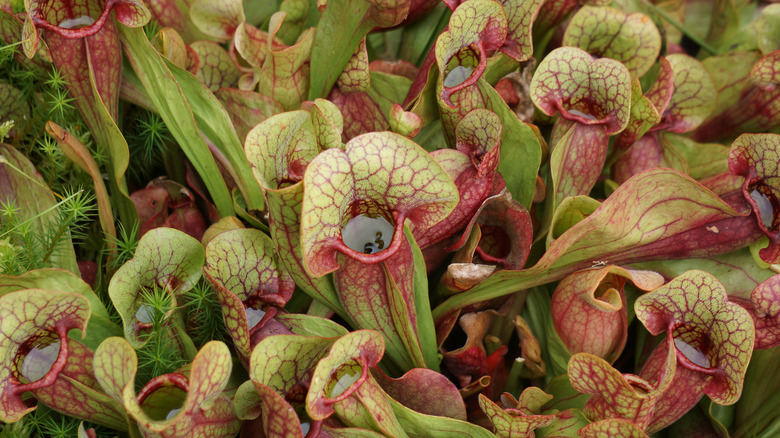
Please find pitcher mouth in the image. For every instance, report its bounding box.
[558,97,611,126]
[13,323,70,394]
[31,0,113,39]
[333,201,406,264]
[669,324,716,373]
[744,178,779,233]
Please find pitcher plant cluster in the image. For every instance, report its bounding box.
[1,0,780,436]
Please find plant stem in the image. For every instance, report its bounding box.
[641,0,718,55]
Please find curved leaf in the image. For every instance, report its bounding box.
[655,54,717,134]
[551,266,663,363]
[433,169,762,319]
[416,108,502,250]
[250,334,335,398]
[478,392,556,437]
[301,131,458,276]
[372,367,466,420]
[95,338,240,437]
[497,0,545,62]
[615,79,662,150]
[245,110,344,315]
[0,289,90,422]
[729,133,780,263]
[203,228,295,360]
[258,12,314,110]
[634,271,755,406]
[308,0,410,99]
[568,350,675,430]
[745,275,780,349]
[190,41,241,91]
[611,133,688,184]
[563,6,661,78]
[0,269,121,350]
[549,120,609,204]
[306,330,385,420]
[530,46,631,135]
[189,0,244,41]
[694,50,780,141]
[108,228,204,347]
[435,0,507,105]
[215,88,283,143]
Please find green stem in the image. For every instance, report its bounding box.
[0,190,83,240]
[504,357,526,397]
[641,0,718,55]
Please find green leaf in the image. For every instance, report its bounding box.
[666,134,729,180]
[372,367,465,420]
[308,0,410,100]
[630,247,774,303]
[203,228,295,360]
[734,346,780,436]
[259,12,315,110]
[534,408,590,438]
[189,0,244,41]
[108,228,204,348]
[142,0,208,41]
[165,60,267,213]
[578,419,649,437]
[0,289,114,424]
[568,350,675,430]
[658,54,717,134]
[405,227,439,371]
[563,6,661,78]
[301,131,458,276]
[611,132,688,184]
[694,51,780,142]
[546,195,601,248]
[614,79,662,150]
[118,25,235,217]
[433,169,759,319]
[94,338,240,437]
[398,3,450,65]
[249,334,335,396]
[305,331,395,429]
[245,110,346,316]
[701,51,760,118]
[496,0,546,62]
[189,41,241,91]
[551,266,663,363]
[635,271,755,406]
[549,120,609,204]
[0,269,121,350]
[530,46,632,135]
[234,379,303,437]
[435,0,507,106]
[729,133,780,264]
[437,77,542,208]
[756,4,780,55]
[0,144,78,274]
[215,88,283,144]
[388,393,497,438]
[337,38,371,93]
[275,313,349,337]
[478,392,556,437]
